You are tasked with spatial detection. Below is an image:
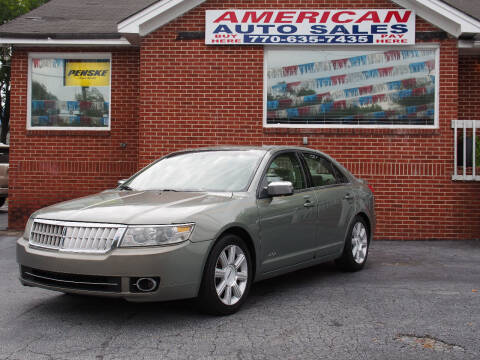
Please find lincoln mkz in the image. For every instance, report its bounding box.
[18,147,375,314]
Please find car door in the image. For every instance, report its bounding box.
[301,152,355,256]
[257,151,318,273]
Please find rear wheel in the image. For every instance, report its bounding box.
[335,216,370,272]
[198,234,252,315]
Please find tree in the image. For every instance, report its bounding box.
[0,0,49,143]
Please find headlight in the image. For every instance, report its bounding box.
[23,216,35,240]
[120,224,194,247]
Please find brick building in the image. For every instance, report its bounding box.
[0,0,479,239]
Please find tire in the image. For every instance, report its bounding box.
[335,216,370,272]
[0,197,5,208]
[198,234,252,315]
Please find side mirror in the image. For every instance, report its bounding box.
[267,181,294,197]
[117,179,127,186]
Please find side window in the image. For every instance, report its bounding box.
[303,153,337,187]
[264,153,306,190]
[332,164,349,184]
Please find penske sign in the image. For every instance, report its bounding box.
[64,60,110,87]
[206,9,415,45]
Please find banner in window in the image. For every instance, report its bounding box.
[206,9,415,45]
[265,48,437,127]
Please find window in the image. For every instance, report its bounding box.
[303,153,338,187]
[28,53,111,130]
[265,46,439,128]
[332,164,348,184]
[264,153,306,190]
[126,150,266,192]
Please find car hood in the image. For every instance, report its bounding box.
[33,190,235,225]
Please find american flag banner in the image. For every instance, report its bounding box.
[266,48,436,126]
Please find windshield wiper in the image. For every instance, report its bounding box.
[159,189,178,192]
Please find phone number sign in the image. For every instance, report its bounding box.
[206,10,415,45]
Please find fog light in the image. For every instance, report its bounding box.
[129,277,160,293]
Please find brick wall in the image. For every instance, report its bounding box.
[8,48,140,229]
[459,55,480,120]
[7,0,480,239]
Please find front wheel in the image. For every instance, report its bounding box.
[335,216,370,272]
[198,234,252,315]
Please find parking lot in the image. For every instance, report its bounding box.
[0,226,478,359]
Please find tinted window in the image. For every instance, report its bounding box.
[265,153,306,190]
[125,150,265,192]
[303,153,337,187]
[332,164,348,184]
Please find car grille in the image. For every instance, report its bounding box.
[21,266,122,292]
[29,219,127,254]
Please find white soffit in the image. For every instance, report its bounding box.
[392,0,480,37]
[0,37,131,46]
[118,0,206,37]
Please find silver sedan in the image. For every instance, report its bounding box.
[18,146,375,315]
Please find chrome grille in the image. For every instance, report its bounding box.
[29,219,127,254]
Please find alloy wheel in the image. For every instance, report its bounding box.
[214,245,248,305]
[351,222,368,264]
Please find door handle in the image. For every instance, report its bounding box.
[344,193,354,200]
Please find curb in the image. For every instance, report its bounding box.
[0,230,22,237]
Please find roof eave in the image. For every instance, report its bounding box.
[392,0,480,37]
[0,36,133,46]
[117,0,206,37]
[0,32,123,40]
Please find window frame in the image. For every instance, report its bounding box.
[300,152,350,188]
[263,44,440,130]
[257,150,309,198]
[27,52,112,131]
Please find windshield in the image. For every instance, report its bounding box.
[124,150,266,192]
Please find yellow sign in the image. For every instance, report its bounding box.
[64,60,110,87]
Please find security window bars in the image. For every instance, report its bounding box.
[452,120,480,181]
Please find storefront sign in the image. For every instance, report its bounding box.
[206,10,415,45]
[64,60,110,87]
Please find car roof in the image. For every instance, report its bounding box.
[167,146,356,181]
[165,145,344,171]
[169,145,325,154]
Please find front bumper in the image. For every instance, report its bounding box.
[17,237,212,302]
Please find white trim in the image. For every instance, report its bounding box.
[458,40,480,55]
[27,52,112,131]
[118,0,206,36]
[451,120,480,129]
[392,0,480,37]
[0,37,131,46]
[263,44,440,130]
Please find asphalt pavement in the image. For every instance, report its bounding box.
[0,229,478,359]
